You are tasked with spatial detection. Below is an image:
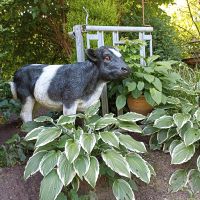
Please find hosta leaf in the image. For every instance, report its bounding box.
[24,127,45,141]
[126,81,136,92]
[40,169,63,200]
[146,162,156,176]
[74,155,90,179]
[188,169,200,194]
[169,140,181,155]
[150,88,162,105]
[119,134,147,153]
[112,179,135,200]
[116,94,126,110]
[117,112,146,122]
[85,101,100,116]
[80,133,96,154]
[152,78,162,92]
[118,121,142,133]
[126,153,151,183]
[142,125,159,135]
[154,115,174,129]
[157,129,168,144]
[147,109,166,122]
[57,115,76,125]
[34,116,53,123]
[95,114,117,130]
[197,155,200,171]
[65,139,80,163]
[100,131,119,148]
[184,128,200,146]
[24,151,46,180]
[144,74,155,83]
[55,192,67,200]
[102,149,131,178]
[84,156,99,188]
[194,108,200,121]
[171,142,195,164]
[137,81,144,91]
[178,121,193,139]
[173,113,191,129]
[40,150,61,176]
[35,127,62,147]
[57,153,76,186]
[169,169,187,192]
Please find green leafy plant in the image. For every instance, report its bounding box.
[23,101,155,200]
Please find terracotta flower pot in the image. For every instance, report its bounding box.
[127,95,153,116]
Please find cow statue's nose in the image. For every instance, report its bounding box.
[121,66,131,73]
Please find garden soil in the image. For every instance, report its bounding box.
[1,122,200,200]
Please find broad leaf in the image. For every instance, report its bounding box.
[194,108,200,121]
[40,150,61,176]
[24,127,45,141]
[35,127,62,147]
[150,88,162,105]
[40,169,63,200]
[24,151,46,180]
[169,169,187,192]
[126,153,151,183]
[147,109,166,122]
[154,115,174,129]
[112,179,135,200]
[116,94,126,110]
[126,81,136,92]
[65,139,80,163]
[99,131,119,148]
[57,115,76,125]
[157,129,168,144]
[183,128,200,146]
[173,113,191,129]
[80,133,96,154]
[171,142,195,164]
[169,140,181,155]
[85,101,100,116]
[117,112,146,122]
[152,78,162,92]
[84,156,99,188]
[137,81,144,91]
[118,121,142,133]
[34,116,53,123]
[74,155,90,179]
[197,155,200,171]
[55,192,67,200]
[102,149,131,178]
[57,153,76,186]
[144,74,155,83]
[188,169,200,194]
[95,114,117,130]
[119,134,147,153]
[142,125,159,135]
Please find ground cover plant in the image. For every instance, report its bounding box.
[23,101,155,200]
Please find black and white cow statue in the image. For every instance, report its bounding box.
[10,46,130,122]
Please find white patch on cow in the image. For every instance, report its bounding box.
[20,96,35,122]
[63,102,78,115]
[77,82,106,112]
[109,48,122,57]
[34,65,63,110]
[9,82,17,99]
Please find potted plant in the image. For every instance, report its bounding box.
[111,40,181,115]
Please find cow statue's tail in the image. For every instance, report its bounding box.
[9,82,17,99]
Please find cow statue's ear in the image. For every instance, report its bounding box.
[85,49,98,62]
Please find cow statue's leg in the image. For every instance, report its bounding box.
[20,96,35,122]
[63,102,78,116]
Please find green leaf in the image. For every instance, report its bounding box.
[173,113,191,129]
[34,116,53,123]
[40,151,61,176]
[57,115,76,125]
[85,101,100,116]
[112,179,135,200]
[102,149,131,178]
[116,94,126,110]
[73,155,90,179]
[24,151,46,180]
[146,162,156,176]
[150,88,162,105]
[169,140,181,155]
[169,169,187,192]
[197,155,200,171]
[183,128,200,146]
[80,133,96,154]
[65,139,80,163]
[126,153,151,183]
[131,88,142,99]
[188,169,200,194]
[55,192,67,200]
[100,131,119,148]
[84,156,99,188]
[57,153,76,186]
[40,169,63,200]
[157,129,168,144]
[95,114,117,130]
[194,108,200,121]
[119,134,147,153]
[144,91,156,106]
[118,121,142,133]
[171,142,195,164]
[147,109,166,122]
[152,78,162,92]
[137,81,144,91]
[147,55,160,64]
[21,121,41,132]
[35,127,62,147]
[24,127,45,141]
[142,125,159,135]
[117,112,146,122]
[154,115,174,129]
[144,74,155,83]
[126,82,137,92]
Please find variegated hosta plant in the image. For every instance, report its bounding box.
[143,96,200,196]
[23,101,155,200]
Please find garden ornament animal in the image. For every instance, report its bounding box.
[10,46,130,122]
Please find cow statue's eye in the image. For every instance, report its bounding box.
[104,56,111,62]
